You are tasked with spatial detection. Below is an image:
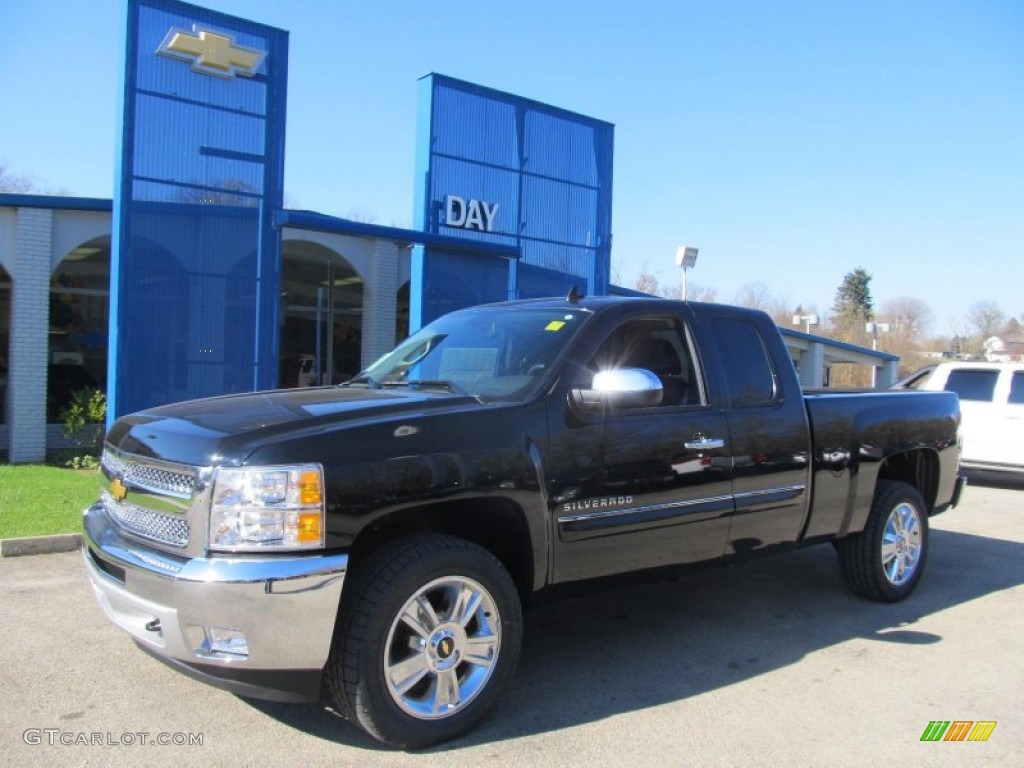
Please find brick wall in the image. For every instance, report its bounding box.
[362,240,401,369]
[8,207,51,462]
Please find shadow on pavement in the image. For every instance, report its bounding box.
[241,527,1024,750]
[964,470,1024,491]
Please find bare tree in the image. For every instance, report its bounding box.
[878,296,936,376]
[879,296,934,345]
[687,283,718,303]
[0,161,68,194]
[630,264,716,301]
[734,281,774,311]
[967,300,1006,341]
[344,206,378,224]
[632,263,660,296]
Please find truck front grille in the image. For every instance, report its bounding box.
[101,492,191,548]
[100,449,201,549]
[101,451,196,498]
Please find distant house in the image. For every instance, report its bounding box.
[983,336,1024,362]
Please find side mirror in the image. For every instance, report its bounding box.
[570,368,663,411]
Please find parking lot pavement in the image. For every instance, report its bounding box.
[1,482,1021,767]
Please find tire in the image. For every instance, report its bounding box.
[837,480,929,602]
[325,534,522,748]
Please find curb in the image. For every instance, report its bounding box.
[0,533,82,558]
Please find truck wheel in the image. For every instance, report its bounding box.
[325,534,522,748]
[837,480,928,602]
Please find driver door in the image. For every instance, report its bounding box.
[546,311,734,583]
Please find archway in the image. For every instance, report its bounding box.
[281,241,363,386]
[48,236,110,422]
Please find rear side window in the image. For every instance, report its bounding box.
[1010,372,1024,405]
[899,367,935,389]
[711,317,777,407]
[944,369,998,402]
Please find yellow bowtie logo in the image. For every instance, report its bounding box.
[157,26,266,79]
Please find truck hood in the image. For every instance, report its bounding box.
[105,386,483,466]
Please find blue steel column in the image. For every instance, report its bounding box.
[106,0,141,428]
[255,28,288,391]
[409,76,435,333]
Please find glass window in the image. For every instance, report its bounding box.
[588,316,702,407]
[1009,372,1024,405]
[899,367,935,390]
[945,370,998,402]
[352,306,589,403]
[711,317,777,407]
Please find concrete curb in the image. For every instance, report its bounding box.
[0,533,82,558]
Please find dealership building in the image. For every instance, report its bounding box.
[0,0,897,463]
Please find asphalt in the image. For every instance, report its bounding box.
[1,480,1021,767]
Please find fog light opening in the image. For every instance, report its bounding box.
[198,627,250,660]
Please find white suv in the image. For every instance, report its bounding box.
[895,362,1024,475]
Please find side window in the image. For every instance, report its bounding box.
[589,316,702,406]
[1009,372,1024,405]
[899,367,935,390]
[711,317,777,407]
[945,370,998,402]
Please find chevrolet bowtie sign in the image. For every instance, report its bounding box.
[157,25,266,79]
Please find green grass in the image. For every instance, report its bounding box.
[0,464,100,538]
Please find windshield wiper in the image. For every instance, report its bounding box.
[342,374,381,389]
[397,379,470,396]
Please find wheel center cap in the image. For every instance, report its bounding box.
[427,626,465,672]
[437,634,455,659]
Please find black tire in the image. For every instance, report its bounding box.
[837,480,929,602]
[325,534,522,748]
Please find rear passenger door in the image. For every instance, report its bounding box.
[703,312,813,554]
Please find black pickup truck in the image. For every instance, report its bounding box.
[83,296,963,748]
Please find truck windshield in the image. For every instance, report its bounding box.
[346,306,590,402]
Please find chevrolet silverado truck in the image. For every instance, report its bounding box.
[83,296,964,748]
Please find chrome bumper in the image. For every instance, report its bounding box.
[82,501,348,702]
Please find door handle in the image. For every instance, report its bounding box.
[685,437,725,450]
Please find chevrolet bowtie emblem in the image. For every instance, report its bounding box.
[110,476,128,502]
[157,25,266,79]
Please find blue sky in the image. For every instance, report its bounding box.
[2,0,1021,335]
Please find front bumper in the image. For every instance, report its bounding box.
[82,501,348,702]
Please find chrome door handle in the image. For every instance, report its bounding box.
[685,437,725,450]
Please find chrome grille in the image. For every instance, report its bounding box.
[102,450,196,497]
[101,492,190,548]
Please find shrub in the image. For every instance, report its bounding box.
[57,387,106,469]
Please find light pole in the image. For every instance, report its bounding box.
[866,321,891,388]
[675,246,698,300]
[865,321,891,351]
[792,313,819,334]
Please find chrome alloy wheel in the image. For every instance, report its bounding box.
[880,500,923,586]
[384,576,502,719]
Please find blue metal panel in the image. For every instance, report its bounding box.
[109,0,287,422]
[411,74,613,329]
[419,249,509,326]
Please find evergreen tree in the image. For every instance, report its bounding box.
[831,267,874,341]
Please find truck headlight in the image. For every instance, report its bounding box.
[209,465,325,552]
